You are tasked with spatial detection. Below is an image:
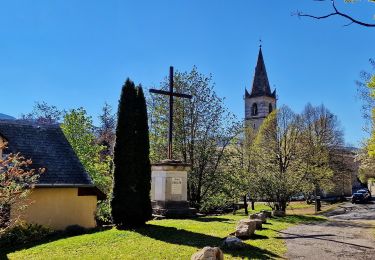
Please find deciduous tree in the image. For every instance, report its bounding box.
[61,108,112,222]
[148,67,240,210]
[250,106,302,212]
[0,149,44,230]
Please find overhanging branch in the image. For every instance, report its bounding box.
[295,0,375,27]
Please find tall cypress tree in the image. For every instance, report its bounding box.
[135,86,152,223]
[111,79,151,227]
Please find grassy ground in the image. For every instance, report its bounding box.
[1,205,325,260]
[247,201,343,216]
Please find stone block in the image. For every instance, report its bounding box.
[260,210,272,218]
[222,236,246,249]
[235,219,256,238]
[191,247,223,260]
[249,213,266,223]
[250,219,263,230]
[272,210,286,217]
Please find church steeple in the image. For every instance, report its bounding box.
[248,47,276,98]
[244,45,277,130]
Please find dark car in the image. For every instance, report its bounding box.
[352,189,371,204]
[357,189,371,200]
[352,192,367,203]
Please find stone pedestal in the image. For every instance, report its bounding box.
[151,159,196,218]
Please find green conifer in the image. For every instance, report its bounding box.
[111,79,151,227]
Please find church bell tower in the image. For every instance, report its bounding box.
[245,46,276,130]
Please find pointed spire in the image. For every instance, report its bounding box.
[249,46,274,98]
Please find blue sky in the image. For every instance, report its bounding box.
[0,0,374,146]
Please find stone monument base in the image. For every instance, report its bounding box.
[152,201,197,218]
[151,159,196,218]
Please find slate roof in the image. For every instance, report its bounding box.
[246,47,276,99]
[0,120,93,187]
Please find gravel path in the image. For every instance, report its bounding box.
[282,202,375,259]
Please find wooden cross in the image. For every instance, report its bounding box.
[149,66,192,160]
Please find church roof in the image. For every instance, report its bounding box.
[247,47,276,99]
[0,120,93,187]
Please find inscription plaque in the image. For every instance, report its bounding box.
[171,177,182,195]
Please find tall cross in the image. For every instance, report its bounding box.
[149,66,192,160]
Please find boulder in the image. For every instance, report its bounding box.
[249,213,267,223]
[260,210,272,218]
[191,247,224,260]
[222,236,246,249]
[250,219,263,230]
[235,219,256,238]
[257,212,267,223]
[272,210,286,217]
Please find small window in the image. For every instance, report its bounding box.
[251,103,258,116]
[269,103,273,113]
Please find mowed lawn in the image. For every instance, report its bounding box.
[2,205,326,260]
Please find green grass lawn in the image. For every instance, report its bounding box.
[1,208,325,260]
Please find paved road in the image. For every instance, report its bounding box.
[282,201,375,259]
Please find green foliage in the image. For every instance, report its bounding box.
[96,199,112,224]
[0,222,53,248]
[61,108,112,195]
[358,73,375,184]
[250,107,302,211]
[246,104,343,211]
[367,75,375,157]
[61,108,112,222]
[111,79,152,227]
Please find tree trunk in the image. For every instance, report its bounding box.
[279,201,287,212]
[314,186,321,213]
[251,200,255,210]
[244,195,248,215]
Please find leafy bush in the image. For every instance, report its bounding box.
[0,222,53,247]
[96,199,112,225]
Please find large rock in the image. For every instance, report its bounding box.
[235,219,256,238]
[272,210,286,217]
[249,213,267,223]
[222,236,246,249]
[257,212,267,223]
[260,210,272,218]
[250,219,263,230]
[191,247,224,260]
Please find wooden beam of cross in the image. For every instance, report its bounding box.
[149,66,192,160]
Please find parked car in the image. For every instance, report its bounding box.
[357,189,371,200]
[352,189,371,203]
[290,193,305,201]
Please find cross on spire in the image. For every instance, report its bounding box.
[149,66,192,160]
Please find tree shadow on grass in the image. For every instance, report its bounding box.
[191,217,233,223]
[136,224,278,259]
[0,226,111,260]
[272,215,325,224]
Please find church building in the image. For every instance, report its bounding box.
[245,47,276,130]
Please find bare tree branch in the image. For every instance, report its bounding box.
[296,0,375,27]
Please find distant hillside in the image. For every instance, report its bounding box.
[0,113,15,120]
